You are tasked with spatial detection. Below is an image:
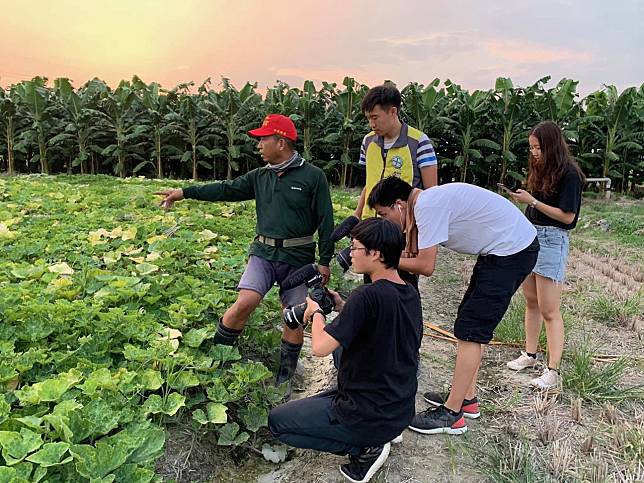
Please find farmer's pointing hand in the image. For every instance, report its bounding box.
[155,189,184,210]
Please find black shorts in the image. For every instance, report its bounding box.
[454,237,539,344]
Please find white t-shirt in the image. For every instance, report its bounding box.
[415,183,537,256]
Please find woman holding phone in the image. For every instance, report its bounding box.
[506,121,584,389]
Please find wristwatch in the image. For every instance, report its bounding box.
[530,199,539,208]
[311,309,326,321]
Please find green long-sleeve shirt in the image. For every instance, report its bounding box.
[182,158,335,267]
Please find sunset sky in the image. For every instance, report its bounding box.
[1,0,642,94]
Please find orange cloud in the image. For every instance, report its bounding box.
[483,39,594,64]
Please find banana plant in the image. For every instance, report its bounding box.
[0,86,19,175]
[14,77,55,174]
[265,80,329,162]
[208,78,263,180]
[401,79,448,137]
[531,77,580,128]
[489,77,532,185]
[296,80,332,162]
[442,81,500,183]
[164,80,216,180]
[132,76,176,178]
[264,80,300,116]
[51,78,106,174]
[581,85,642,181]
[323,77,368,187]
[91,80,145,178]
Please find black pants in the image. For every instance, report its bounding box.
[454,236,540,343]
[269,390,374,456]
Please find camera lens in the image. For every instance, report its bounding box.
[282,304,306,330]
[335,246,352,272]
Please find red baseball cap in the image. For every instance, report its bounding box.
[249,114,298,141]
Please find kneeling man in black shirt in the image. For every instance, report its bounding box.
[268,218,423,483]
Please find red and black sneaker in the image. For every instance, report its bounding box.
[423,390,480,419]
[408,405,468,435]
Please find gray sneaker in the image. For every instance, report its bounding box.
[408,405,468,435]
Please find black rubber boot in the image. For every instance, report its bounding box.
[275,340,303,401]
[213,318,242,346]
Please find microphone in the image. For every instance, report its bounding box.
[330,215,360,242]
[280,263,320,290]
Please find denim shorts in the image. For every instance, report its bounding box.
[238,255,308,307]
[532,225,570,283]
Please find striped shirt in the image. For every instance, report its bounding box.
[359,132,437,169]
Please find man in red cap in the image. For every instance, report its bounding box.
[156,114,334,397]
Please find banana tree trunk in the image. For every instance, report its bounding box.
[190,120,198,180]
[460,154,469,182]
[303,125,312,160]
[6,119,15,175]
[78,134,86,175]
[460,128,471,183]
[602,126,616,179]
[192,145,197,181]
[620,149,629,193]
[226,151,233,180]
[38,126,49,174]
[116,120,127,178]
[500,126,510,184]
[341,163,348,188]
[155,130,163,179]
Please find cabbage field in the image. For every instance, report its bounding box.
[0,175,355,482]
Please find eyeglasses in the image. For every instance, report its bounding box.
[349,246,368,252]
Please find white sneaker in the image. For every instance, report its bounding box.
[507,351,538,371]
[530,368,561,390]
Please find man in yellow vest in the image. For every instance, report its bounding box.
[335,85,438,290]
[353,84,438,220]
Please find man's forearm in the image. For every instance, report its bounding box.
[398,257,427,275]
[310,314,339,357]
[183,173,254,202]
[398,247,437,277]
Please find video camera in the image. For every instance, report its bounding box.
[281,264,335,329]
[280,215,361,329]
[331,215,361,272]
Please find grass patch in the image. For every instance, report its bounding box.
[563,338,644,403]
[576,197,644,249]
[494,296,531,345]
[481,388,522,416]
[613,420,644,471]
[587,293,642,326]
[495,296,562,349]
[478,437,548,483]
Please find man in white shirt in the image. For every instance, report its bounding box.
[368,176,539,435]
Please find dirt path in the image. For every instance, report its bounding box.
[255,245,644,483]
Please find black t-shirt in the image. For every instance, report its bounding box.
[525,164,582,230]
[324,279,423,443]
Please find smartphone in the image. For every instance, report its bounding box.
[497,183,513,194]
